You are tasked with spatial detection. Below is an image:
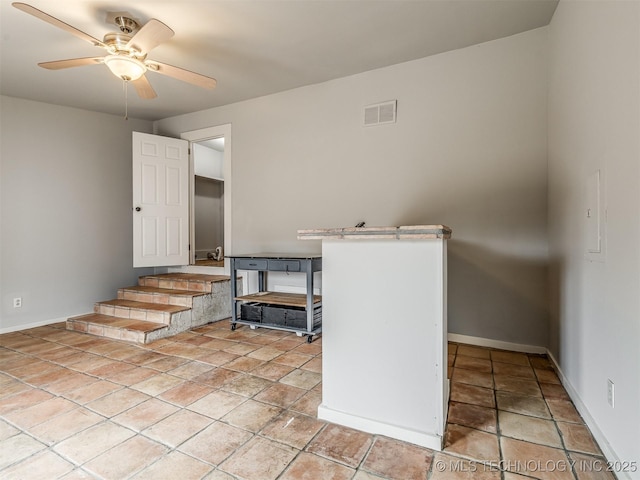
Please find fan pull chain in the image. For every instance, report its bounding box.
[123,79,129,120]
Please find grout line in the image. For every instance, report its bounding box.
[445,343,609,480]
[0,332,602,480]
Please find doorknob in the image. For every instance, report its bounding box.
[135,207,141,212]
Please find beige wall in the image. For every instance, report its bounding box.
[0,96,154,330]
[548,1,640,469]
[156,27,549,347]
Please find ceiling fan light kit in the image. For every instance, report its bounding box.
[104,55,146,81]
[12,2,217,99]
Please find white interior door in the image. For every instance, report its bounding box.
[132,132,189,267]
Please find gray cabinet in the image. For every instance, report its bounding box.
[229,253,322,342]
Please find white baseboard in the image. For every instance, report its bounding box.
[447,332,547,354]
[0,314,82,335]
[545,351,631,480]
[318,404,443,451]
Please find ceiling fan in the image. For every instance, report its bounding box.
[12,2,217,99]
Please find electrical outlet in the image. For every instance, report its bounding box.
[607,379,615,408]
[13,297,22,308]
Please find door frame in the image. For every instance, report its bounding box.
[181,124,232,274]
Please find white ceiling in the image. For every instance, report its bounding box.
[0,0,558,121]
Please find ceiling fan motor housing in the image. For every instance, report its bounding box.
[103,32,133,52]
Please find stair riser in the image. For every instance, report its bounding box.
[139,277,213,293]
[67,319,148,344]
[118,290,196,307]
[94,304,176,325]
[138,275,234,294]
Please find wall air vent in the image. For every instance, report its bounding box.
[364,100,397,126]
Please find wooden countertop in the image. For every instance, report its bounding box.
[297,225,452,240]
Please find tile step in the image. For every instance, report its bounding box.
[67,273,233,344]
[139,273,231,293]
[67,313,167,344]
[118,285,206,307]
[94,299,191,325]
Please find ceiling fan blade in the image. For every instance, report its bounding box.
[131,75,157,99]
[126,19,174,55]
[147,61,217,90]
[38,57,104,70]
[12,2,106,48]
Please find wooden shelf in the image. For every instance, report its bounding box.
[235,291,321,308]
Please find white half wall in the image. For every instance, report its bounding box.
[0,96,154,330]
[319,238,447,450]
[155,28,550,348]
[547,1,640,475]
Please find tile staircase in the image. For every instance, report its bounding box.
[67,273,233,344]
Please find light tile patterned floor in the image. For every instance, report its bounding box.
[0,321,614,479]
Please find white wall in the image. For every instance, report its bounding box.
[0,96,154,331]
[193,142,225,254]
[194,143,224,180]
[194,176,224,253]
[156,28,549,347]
[547,1,640,473]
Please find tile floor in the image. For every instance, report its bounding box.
[0,321,614,479]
